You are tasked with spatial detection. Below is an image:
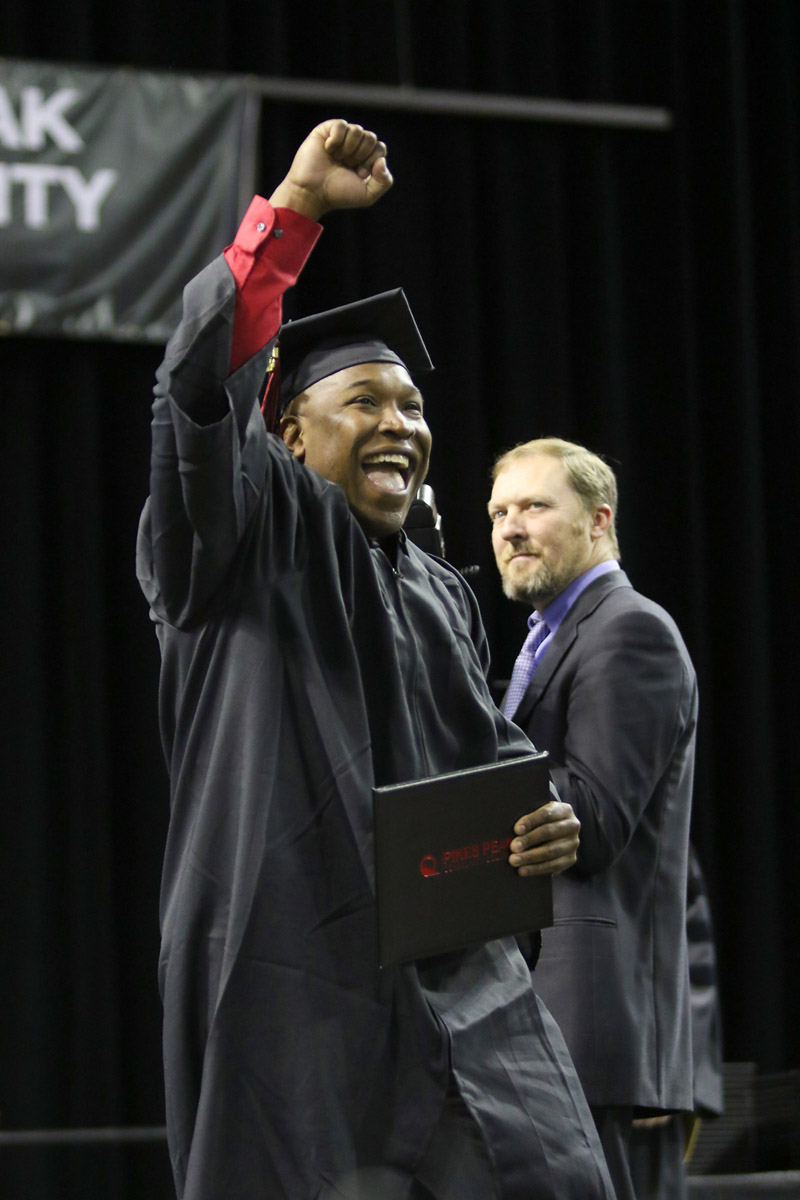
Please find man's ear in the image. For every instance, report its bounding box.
[279,414,305,460]
[590,505,613,539]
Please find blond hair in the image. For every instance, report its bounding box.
[492,437,620,559]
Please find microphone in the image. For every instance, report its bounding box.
[404,486,480,578]
[404,484,445,557]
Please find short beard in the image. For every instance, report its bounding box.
[501,559,562,608]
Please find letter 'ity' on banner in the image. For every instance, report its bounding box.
[0,58,259,342]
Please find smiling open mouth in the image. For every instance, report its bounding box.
[362,452,413,494]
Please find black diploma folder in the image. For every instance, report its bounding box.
[373,752,553,966]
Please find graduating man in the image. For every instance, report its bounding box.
[138,123,615,1199]
[488,438,697,1200]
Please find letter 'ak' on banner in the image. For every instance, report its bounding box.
[0,59,259,342]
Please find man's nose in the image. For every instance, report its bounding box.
[379,404,414,435]
[496,511,525,540]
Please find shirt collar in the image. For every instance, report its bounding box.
[532,559,620,634]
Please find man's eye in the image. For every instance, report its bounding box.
[491,510,505,522]
[349,395,376,406]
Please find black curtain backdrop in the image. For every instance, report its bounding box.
[2,2,799,1196]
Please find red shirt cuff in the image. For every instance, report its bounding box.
[223,198,322,374]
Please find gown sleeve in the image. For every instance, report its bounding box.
[137,199,321,628]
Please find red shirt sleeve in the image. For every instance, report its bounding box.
[223,197,322,375]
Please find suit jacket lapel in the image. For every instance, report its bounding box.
[510,571,632,728]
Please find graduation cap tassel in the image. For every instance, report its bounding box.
[260,342,282,434]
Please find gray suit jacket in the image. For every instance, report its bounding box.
[512,570,696,1112]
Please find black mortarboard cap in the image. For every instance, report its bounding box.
[261,288,434,430]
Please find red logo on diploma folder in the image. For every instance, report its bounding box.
[418,835,514,878]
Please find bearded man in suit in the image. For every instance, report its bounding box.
[490,438,697,1200]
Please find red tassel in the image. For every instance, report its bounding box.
[261,344,282,433]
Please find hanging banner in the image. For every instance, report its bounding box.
[0,59,259,343]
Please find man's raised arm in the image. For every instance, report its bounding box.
[139,120,393,627]
[226,120,393,373]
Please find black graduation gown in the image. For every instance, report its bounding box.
[136,252,614,1200]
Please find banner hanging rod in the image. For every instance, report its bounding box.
[243,76,672,132]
